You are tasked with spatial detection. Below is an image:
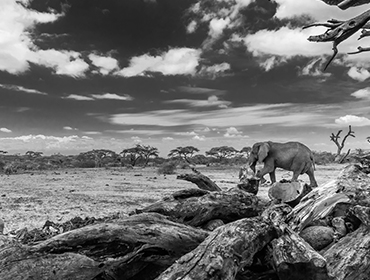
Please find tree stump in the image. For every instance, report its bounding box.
[268,180,312,207]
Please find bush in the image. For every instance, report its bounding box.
[312,151,336,165]
[157,161,177,175]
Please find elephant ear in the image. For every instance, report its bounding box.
[257,142,269,163]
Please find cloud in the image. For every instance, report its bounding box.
[91,93,134,101]
[0,128,12,133]
[31,49,89,77]
[165,95,231,108]
[0,0,63,74]
[299,58,331,77]
[198,62,231,78]
[224,127,244,137]
[63,94,95,101]
[0,84,47,95]
[63,126,78,131]
[193,135,205,141]
[115,48,201,77]
[347,67,370,82]
[108,103,330,128]
[89,53,119,75]
[351,88,370,99]
[335,115,370,126]
[177,86,227,96]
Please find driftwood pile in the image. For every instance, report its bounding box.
[0,164,370,279]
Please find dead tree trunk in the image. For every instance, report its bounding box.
[322,224,370,280]
[329,125,355,162]
[134,187,268,228]
[155,216,277,280]
[177,168,222,191]
[0,213,208,280]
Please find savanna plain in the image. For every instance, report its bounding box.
[0,164,345,233]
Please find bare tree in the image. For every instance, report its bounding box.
[330,125,355,162]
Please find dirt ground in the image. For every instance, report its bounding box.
[0,163,346,233]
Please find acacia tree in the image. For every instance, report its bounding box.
[330,125,355,162]
[138,145,159,167]
[121,145,145,166]
[205,146,239,162]
[78,149,119,167]
[168,146,199,163]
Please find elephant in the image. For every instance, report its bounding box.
[248,141,318,187]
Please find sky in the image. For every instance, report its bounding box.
[1,0,370,156]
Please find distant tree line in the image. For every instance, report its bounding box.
[0,140,367,174]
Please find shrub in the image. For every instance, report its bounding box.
[157,161,177,175]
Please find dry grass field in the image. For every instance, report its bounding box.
[0,163,346,233]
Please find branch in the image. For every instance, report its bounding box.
[330,130,343,148]
[348,46,370,54]
[341,125,355,148]
[304,9,370,70]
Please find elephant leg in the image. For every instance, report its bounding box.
[291,170,300,182]
[257,164,274,184]
[269,170,276,183]
[306,168,318,188]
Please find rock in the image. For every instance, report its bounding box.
[300,226,334,251]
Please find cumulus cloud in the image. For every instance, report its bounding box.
[163,137,174,141]
[351,88,370,99]
[335,115,370,126]
[89,53,119,75]
[0,84,47,95]
[193,135,206,141]
[347,67,370,82]
[224,126,243,137]
[0,128,12,133]
[115,48,201,77]
[31,49,89,77]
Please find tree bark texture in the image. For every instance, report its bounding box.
[155,216,277,280]
[135,187,268,227]
[270,228,331,280]
[177,172,222,191]
[323,224,370,280]
[0,213,208,280]
[287,164,370,232]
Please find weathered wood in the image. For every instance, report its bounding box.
[323,224,370,280]
[268,181,312,207]
[321,0,370,9]
[0,213,208,280]
[156,216,277,280]
[287,164,370,232]
[270,228,331,280]
[177,170,222,191]
[237,178,259,195]
[136,187,268,227]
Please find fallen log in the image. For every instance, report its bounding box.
[0,213,208,280]
[177,168,222,191]
[323,224,370,280]
[156,216,277,280]
[270,228,331,280]
[287,164,369,232]
[134,187,268,227]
